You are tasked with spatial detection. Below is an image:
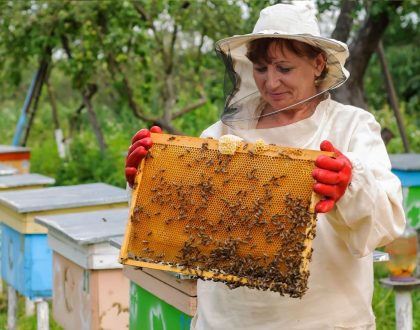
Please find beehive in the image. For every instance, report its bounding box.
[0,173,55,191]
[35,209,130,330]
[0,145,31,174]
[120,133,332,298]
[0,164,17,176]
[0,183,128,299]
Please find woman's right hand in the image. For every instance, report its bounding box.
[125,126,162,187]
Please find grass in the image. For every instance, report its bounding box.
[373,263,420,329]
[0,284,63,330]
[0,265,418,329]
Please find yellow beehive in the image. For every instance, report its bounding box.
[120,133,332,298]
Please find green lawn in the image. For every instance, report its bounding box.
[0,286,62,330]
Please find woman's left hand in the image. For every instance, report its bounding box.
[312,140,352,213]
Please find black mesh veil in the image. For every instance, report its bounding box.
[215,48,241,114]
[215,35,349,130]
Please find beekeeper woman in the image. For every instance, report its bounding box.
[125,3,405,330]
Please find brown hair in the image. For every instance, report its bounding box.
[246,38,328,80]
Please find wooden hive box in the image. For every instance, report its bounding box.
[127,279,193,330]
[35,208,130,330]
[0,145,31,174]
[0,183,127,299]
[0,164,17,176]
[120,134,331,298]
[112,236,196,326]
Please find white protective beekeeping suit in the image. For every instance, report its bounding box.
[191,97,405,330]
[190,3,405,330]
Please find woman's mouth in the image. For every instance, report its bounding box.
[267,91,288,99]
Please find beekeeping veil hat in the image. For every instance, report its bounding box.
[215,3,349,129]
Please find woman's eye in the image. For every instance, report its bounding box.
[254,67,267,73]
[277,67,292,73]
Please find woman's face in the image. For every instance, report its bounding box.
[252,42,325,112]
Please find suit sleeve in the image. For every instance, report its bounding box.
[325,112,406,257]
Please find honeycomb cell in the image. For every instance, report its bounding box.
[120,133,329,298]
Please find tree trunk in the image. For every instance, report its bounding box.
[82,84,107,154]
[46,75,60,130]
[46,70,67,158]
[377,41,410,152]
[331,1,403,109]
[331,0,357,43]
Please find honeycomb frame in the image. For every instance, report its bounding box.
[120,133,333,297]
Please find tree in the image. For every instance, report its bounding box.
[322,0,403,109]
[318,0,419,150]
[0,0,417,150]
[0,0,263,142]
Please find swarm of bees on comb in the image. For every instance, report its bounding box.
[120,133,326,298]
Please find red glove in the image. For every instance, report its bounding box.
[125,126,162,187]
[312,140,352,213]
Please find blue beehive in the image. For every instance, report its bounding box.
[2,225,52,298]
[0,173,55,298]
[0,183,128,299]
[390,154,420,229]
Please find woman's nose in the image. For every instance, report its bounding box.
[266,67,281,89]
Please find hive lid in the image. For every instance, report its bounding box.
[110,235,124,249]
[0,164,18,176]
[35,208,129,245]
[373,250,389,262]
[0,183,127,213]
[120,133,331,298]
[390,154,420,171]
[0,145,30,154]
[0,174,55,189]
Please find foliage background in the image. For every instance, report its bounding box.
[0,0,419,187]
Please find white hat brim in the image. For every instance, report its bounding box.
[215,32,348,59]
